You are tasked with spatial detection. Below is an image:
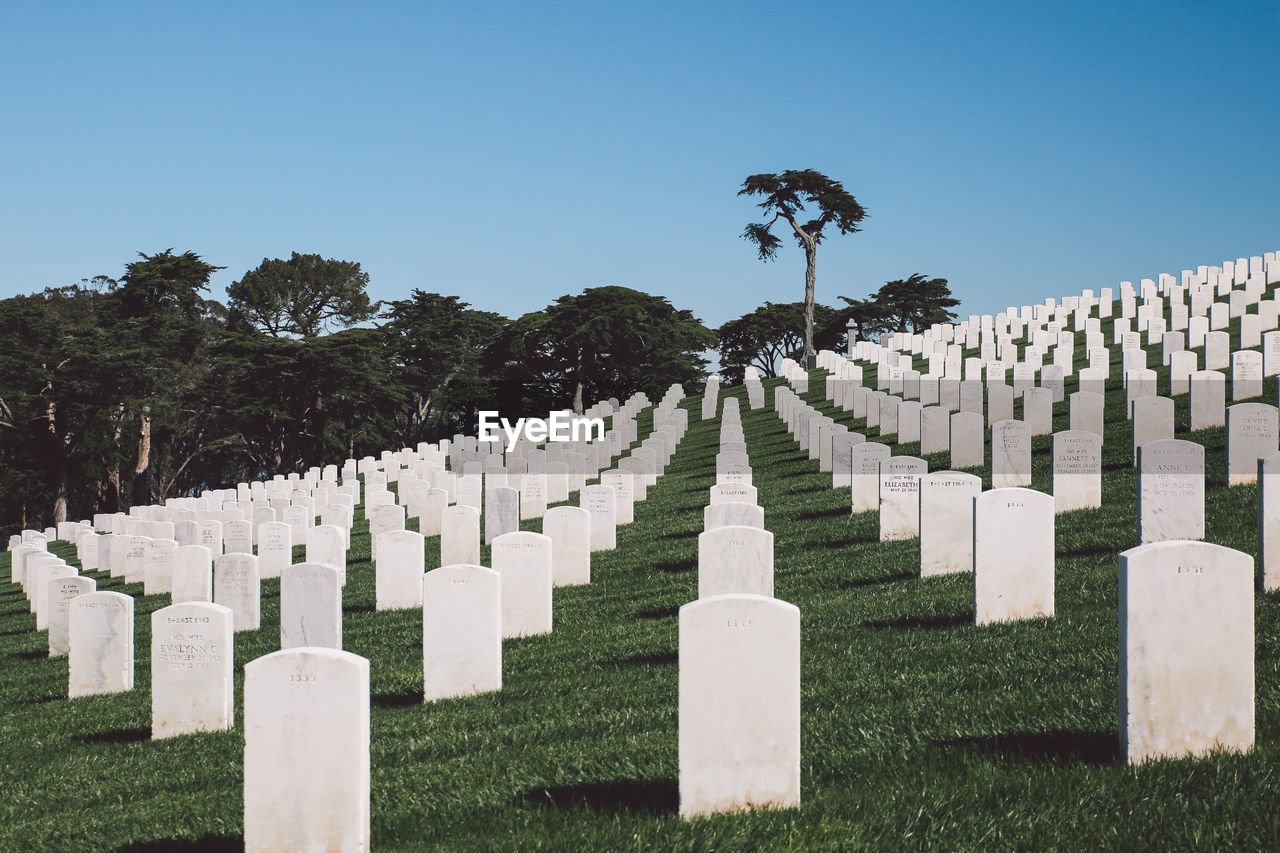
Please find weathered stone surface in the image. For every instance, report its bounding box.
[1227,403,1279,485]
[1260,452,1280,590]
[244,648,370,853]
[949,411,984,469]
[484,486,520,545]
[1052,430,1102,513]
[491,531,553,638]
[142,537,177,591]
[281,562,342,650]
[1023,387,1054,436]
[919,472,981,577]
[711,483,758,505]
[544,505,590,587]
[69,591,134,698]
[698,526,773,598]
[423,564,502,701]
[974,488,1054,625]
[920,407,950,455]
[879,456,928,541]
[1233,350,1264,401]
[1138,439,1205,544]
[48,576,96,657]
[704,501,765,531]
[679,594,800,818]
[214,553,261,632]
[151,602,233,739]
[1131,395,1175,465]
[1068,391,1104,437]
[1119,541,1253,764]
[173,545,213,604]
[257,520,294,578]
[581,485,617,551]
[991,420,1032,488]
[305,525,347,584]
[375,530,425,611]
[440,505,481,567]
[1190,370,1226,431]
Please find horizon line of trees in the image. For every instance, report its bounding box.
[0,249,955,531]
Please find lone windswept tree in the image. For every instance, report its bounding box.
[739,170,867,359]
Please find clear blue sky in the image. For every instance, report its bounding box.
[2,1,1277,331]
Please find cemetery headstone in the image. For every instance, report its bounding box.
[151,602,234,739]
[1119,541,1253,764]
[423,564,502,701]
[679,594,800,818]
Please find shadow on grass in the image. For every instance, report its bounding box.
[794,505,852,521]
[655,558,696,574]
[1057,541,1122,559]
[608,650,677,668]
[935,730,1118,765]
[373,689,422,709]
[634,605,678,621]
[518,778,678,815]
[829,571,916,590]
[78,727,150,745]
[116,835,242,852]
[861,613,970,631]
[12,649,50,660]
[779,482,829,495]
[344,603,376,614]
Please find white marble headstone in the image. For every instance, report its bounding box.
[919,471,981,576]
[375,529,425,611]
[698,526,773,598]
[69,590,134,697]
[423,564,502,701]
[151,601,233,739]
[491,531,553,638]
[678,594,800,818]
[244,648,370,852]
[281,562,342,650]
[974,488,1054,625]
[214,553,261,632]
[1119,540,1253,764]
[440,505,481,567]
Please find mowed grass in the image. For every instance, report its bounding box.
[3,308,1280,849]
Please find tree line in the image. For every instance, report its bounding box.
[0,250,719,530]
[1,171,956,531]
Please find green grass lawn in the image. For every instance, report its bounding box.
[3,303,1280,850]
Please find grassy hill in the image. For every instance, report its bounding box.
[3,300,1280,849]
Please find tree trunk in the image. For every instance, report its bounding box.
[784,215,818,359]
[131,405,151,507]
[53,460,68,525]
[803,243,817,357]
[572,348,585,414]
[44,378,67,524]
[313,387,324,468]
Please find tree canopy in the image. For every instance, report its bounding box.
[495,286,716,414]
[380,291,507,444]
[715,301,844,384]
[0,260,724,531]
[842,273,960,337]
[228,252,377,338]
